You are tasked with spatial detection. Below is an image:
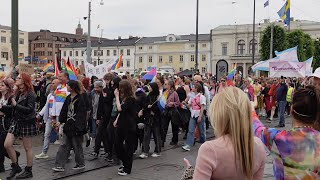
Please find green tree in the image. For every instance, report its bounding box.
[259,25,287,61]
[314,39,320,69]
[286,30,315,61]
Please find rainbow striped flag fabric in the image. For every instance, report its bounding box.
[111,55,123,70]
[64,59,78,81]
[55,87,67,102]
[18,56,23,61]
[158,90,169,112]
[43,63,54,72]
[227,63,237,80]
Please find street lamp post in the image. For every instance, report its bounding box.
[195,0,199,73]
[85,0,104,64]
[252,0,256,67]
[12,0,19,66]
[270,22,274,59]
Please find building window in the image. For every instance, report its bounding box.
[75,61,79,66]
[75,51,79,56]
[190,44,195,48]
[113,50,117,56]
[202,44,207,48]
[69,51,73,56]
[159,56,163,63]
[81,51,85,56]
[1,30,6,33]
[149,46,153,50]
[107,50,110,56]
[120,49,124,55]
[127,60,130,67]
[202,54,206,62]
[1,52,8,60]
[1,36,6,43]
[63,51,67,57]
[93,61,97,66]
[191,55,195,61]
[19,38,24,44]
[81,61,84,65]
[48,43,53,48]
[169,56,173,63]
[139,46,143,50]
[202,67,206,73]
[139,57,143,63]
[191,67,194,71]
[94,50,98,56]
[127,49,130,56]
[180,55,184,62]
[237,40,246,55]
[179,67,183,72]
[222,43,228,56]
[249,39,258,54]
[48,52,52,56]
[148,56,153,63]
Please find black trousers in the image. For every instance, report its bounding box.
[135,128,144,151]
[161,113,179,144]
[115,128,136,174]
[107,117,117,158]
[94,119,109,154]
[143,123,161,153]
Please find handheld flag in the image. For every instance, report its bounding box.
[43,63,54,72]
[54,55,61,76]
[18,56,23,61]
[111,54,123,70]
[264,0,269,7]
[66,57,78,76]
[158,90,169,112]
[64,59,77,80]
[278,0,290,26]
[227,63,237,80]
[142,68,157,82]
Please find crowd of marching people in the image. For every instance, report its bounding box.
[0,64,319,179]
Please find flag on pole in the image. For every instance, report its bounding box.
[111,54,123,70]
[64,59,77,80]
[264,0,269,7]
[66,57,78,76]
[278,0,291,26]
[158,90,169,112]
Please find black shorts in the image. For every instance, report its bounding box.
[8,122,38,137]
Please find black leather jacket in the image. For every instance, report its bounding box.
[0,96,14,133]
[5,90,37,125]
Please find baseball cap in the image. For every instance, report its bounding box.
[311,67,320,78]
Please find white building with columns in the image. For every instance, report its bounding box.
[61,36,140,74]
[210,19,320,80]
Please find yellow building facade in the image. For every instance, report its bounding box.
[135,34,211,74]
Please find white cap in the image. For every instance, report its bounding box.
[311,67,320,78]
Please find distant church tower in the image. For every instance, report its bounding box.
[76,21,83,35]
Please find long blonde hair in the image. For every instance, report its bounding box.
[209,87,253,179]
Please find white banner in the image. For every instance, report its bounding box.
[270,61,306,78]
[84,61,114,79]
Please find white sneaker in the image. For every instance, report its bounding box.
[35,152,49,159]
[52,167,65,172]
[118,170,128,176]
[182,145,191,151]
[151,153,161,158]
[139,153,148,159]
[54,140,60,145]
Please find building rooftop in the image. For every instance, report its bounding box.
[61,37,141,48]
[136,34,211,44]
[0,24,25,32]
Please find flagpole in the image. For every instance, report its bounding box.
[252,0,256,67]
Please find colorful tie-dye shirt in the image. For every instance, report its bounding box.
[253,112,320,180]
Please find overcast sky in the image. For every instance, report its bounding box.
[1,0,319,39]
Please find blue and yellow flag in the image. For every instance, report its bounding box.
[278,0,290,26]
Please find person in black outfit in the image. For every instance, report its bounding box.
[113,80,136,176]
[0,78,20,173]
[139,82,162,158]
[133,80,147,152]
[52,80,87,172]
[4,73,38,179]
[91,73,114,158]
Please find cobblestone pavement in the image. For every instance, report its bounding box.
[0,116,291,180]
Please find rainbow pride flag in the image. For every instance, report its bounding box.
[111,55,123,70]
[64,59,77,80]
[18,56,23,61]
[227,63,237,80]
[158,90,169,112]
[43,63,54,72]
[55,88,67,102]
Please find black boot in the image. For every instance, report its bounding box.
[7,163,22,179]
[16,166,33,179]
[16,151,20,163]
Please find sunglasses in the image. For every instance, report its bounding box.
[221,80,226,82]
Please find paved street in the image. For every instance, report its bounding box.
[0,116,291,180]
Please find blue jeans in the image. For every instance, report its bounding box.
[278,101,287,126]
[43,121,53,154]
[186,116,206,146]
[91,119,97,137]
